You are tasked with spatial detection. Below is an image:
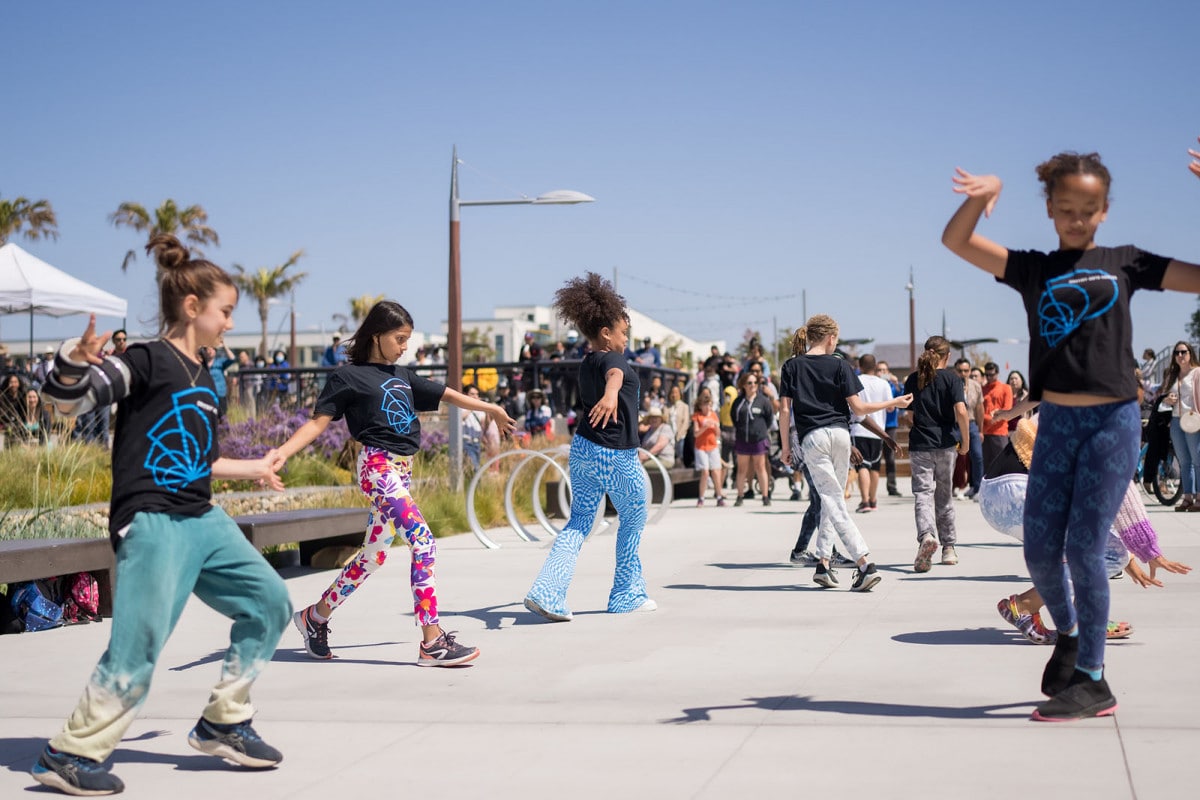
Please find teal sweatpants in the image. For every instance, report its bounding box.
[49,508,292,762]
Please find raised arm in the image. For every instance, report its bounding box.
[942,168,1009,278]
[1156,140,1200,292]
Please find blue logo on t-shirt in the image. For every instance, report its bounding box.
[380,377,416,434]
[144,387,217,491]
[1037,269,1118,348]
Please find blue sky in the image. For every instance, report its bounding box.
[5,1,1200,373]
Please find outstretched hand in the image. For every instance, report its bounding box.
[70,314,111,365]
[1189,137,1200,180]
[893,393,914,409]
[1149,554,1192,582]
[487,405,517,437]
[951,168,1003,218]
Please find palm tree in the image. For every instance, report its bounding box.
[231,251,308,358]
[109,199,219,275]
[332,293,385,333]
[0,195,59,244]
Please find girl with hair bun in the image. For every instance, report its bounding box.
[943,139,1200,721]
[274,300,514,664]
[524,272,656,621]
[33,234,292,796]
[778,314,911,592]
[902,335,970,574]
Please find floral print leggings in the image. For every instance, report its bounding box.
[320,446,438,626]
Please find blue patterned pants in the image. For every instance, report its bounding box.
[1023,401,1140,672]
[526,436,650,615]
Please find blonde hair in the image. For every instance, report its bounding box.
[791,314,838,355]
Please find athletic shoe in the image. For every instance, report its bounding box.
[887,489,903,497]
[996,596,1056,645]
[762,495,772,507]
[733,496,744,507]
[914,536,937,573]
[524,596,573,622]
[855,502,872,514]
[1041,633,1080,697]
[790,489,802,501]
[813,564,840,589]
[188,717,283,768]
[696,498,704,507]
[716,496,727,507]
[850,563,881,592]
[293,605,332,660]
[964,487,977,500]
[1106,620,1134,640]
[868,500,877,509]
[1032,670,1118,722]
[789,550,819,566]
[31,746,124,796]
[634,598,658,612]
[832,550,855,566]
[941,545,959,566]
[418,629,480,667]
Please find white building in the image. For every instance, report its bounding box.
[456,304,724,367]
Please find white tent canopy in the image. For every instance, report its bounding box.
[0,243,128,359]
[0,243,127,317]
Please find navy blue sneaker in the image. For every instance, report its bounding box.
[31,745,125,795]
[188,718,282,768]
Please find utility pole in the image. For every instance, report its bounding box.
[907,267,916,371]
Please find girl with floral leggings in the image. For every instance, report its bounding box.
[274,300,514,665]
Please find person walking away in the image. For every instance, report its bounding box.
[904,337,970,572]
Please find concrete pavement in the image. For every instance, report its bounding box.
[2,480,1198,799]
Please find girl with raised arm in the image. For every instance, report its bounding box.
[942,141,1200,721]
[32,235,291,796]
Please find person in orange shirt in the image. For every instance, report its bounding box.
[981,361,1013,468]
[691,388,726,506]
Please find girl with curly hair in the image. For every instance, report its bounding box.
[524,272,656,621]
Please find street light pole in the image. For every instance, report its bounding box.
[446,147,594,490]
[906,266,916,371]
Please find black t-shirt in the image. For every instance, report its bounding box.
[984,441,1027,479]
[109,341,221,536]
[1001,245,1169,401]
[903,368,964,451]
[314,364,445,455]
[575,351,640,450]
[779,354,862,444]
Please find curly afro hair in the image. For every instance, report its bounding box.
[552,272,628,341]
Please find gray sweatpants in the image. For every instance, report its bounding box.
[910,447,957,545]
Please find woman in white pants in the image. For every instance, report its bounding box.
[779,315,911,592]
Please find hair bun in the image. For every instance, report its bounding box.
[145,233,189,271]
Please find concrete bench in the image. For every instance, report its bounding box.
[0,508,371,618]
[0,537,116,615]
[231,507,369,567]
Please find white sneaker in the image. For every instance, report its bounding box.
[634,598,658,612]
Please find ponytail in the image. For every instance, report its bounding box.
[917,335,951,390]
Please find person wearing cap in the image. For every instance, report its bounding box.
[638,402,675,468]
[524,388,553,441]
[634,336,660,367]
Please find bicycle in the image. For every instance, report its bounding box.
[1137,436,1182,506]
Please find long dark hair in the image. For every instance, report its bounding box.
[345,301,415,365]
[916,336,951,390]
[1162,340,1197,394]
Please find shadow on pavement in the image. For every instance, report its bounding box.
[661,694,1034,724]
[892,627,1016,646]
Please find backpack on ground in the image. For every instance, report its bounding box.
[9,580,64,632]
[60,572,101,624]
